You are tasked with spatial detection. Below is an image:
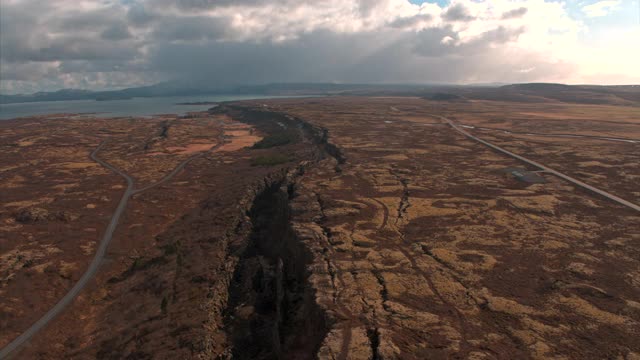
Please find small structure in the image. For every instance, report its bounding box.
[501,167,547,184]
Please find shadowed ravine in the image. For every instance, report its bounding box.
[225,180,328,359]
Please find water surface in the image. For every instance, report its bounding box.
[0,95,292,120]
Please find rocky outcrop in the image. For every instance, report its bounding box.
[211,104,345,166]
[14,207,77,223]
[224,170,329,359]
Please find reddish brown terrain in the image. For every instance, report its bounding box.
[233,97,638,359]
[1,95,639,359]
[0,110,323,358]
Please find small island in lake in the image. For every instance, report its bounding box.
[175,101,218,105]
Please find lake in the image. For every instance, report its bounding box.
[0,95,294,120]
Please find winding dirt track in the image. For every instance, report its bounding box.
[0,130,225,359]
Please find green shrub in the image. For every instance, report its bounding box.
[161,296,168,314]
[162,243,177,256]
[251,132,298,149]
[251,154,290,166]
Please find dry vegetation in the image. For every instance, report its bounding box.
[0,111,283,357]
[235,96,640,359]
[1,95,639,359]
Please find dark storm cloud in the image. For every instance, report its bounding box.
[0,62,58,81]
[3,34,139,62]
[147,26,546,86]
[0,1,139,63]
[151,16,231,41]
[54,7,124,31]
[148,30,374,84]
[501,7,528,19]
[0,1,43,61]
[0,0,587,94]
[101,24,133,40]
[127,4,156,26]
[57,59,150,74]
[442,3,475,22]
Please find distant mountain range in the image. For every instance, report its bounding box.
[0,82,226,104]
[1,82,638,106]
[0,89,96,104]
[0,82,487,104]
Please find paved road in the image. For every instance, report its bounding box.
[0,142,134,359]
[0,131,225,359]
[431,114,640,213]
[457,124,640,144]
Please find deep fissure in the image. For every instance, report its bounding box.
[225,180,328,359]
[215,106,337,360]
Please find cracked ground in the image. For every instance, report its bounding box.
[2,96,638,359]
[249,96,640,359]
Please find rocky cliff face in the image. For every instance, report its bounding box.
[227,96,640,360]
[212,105,343,359]
[13,105,339,359]
[224,174,328,359]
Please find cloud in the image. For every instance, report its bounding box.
[582,0,621,18]
[151,16,231,41]
[413,25,524,57]
[501,7,528,19]
[389,14,434,29]
[101,24,133,40]
[442,3,475,22]
[127,3,155,26]
[0,0,638,94]
[147,25,549,86]
[171,0,297,10]
[0,62,59,82]
[0,0,140,63]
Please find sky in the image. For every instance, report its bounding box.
[0,0,638,94]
